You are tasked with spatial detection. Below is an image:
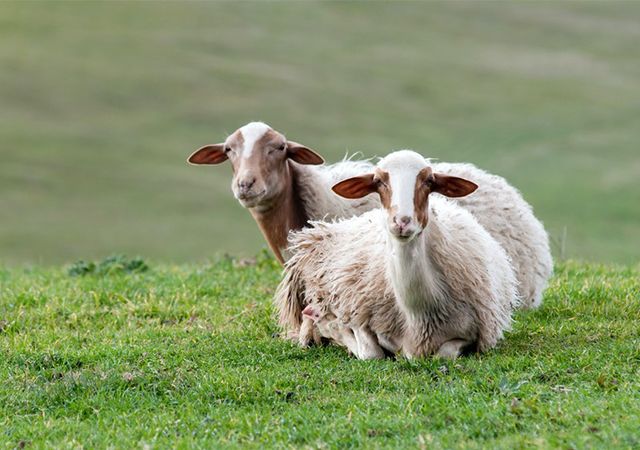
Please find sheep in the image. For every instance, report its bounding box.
[187,122,380,264]
[188,123,550,309]
[429,161,552,309]
[275,150,519,359]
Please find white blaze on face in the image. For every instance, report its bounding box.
[232,122,272,195]
[378,150,428,220]
[238,121,271,160]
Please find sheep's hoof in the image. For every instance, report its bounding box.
[298,333,314,348]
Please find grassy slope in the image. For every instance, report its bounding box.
[1,258,639,449]
[1,2,640,265]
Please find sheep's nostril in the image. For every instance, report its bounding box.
[395,216,411,227]
[238,178,256,192]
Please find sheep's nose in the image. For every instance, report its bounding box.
[394,215,412,228]
[237,177,256,192]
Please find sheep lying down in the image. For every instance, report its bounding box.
[275,150,520,359]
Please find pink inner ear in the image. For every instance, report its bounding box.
[287,144,324,165]
[188,144,227,165]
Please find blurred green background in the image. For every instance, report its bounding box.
[1,1,639,265]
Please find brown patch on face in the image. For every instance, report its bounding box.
[374,169,392,210]
[253,129,284,154]
[243,129,287,189]
[414,167,433,228]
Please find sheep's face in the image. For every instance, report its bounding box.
[188,122,324,211]
[333,150,478,244]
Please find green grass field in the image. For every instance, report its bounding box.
[2,3,639,448]
[1,2,639,265]
[1,257,639,448]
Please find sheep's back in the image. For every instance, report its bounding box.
[292,159,380,221]
[431,161,552,309]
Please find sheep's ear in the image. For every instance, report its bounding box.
[187,144,228,165]
[287,141,324,165]
[430,173,478,198]
[332,174,376,199]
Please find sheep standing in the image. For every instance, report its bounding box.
[275,150,519,359]
[188,122,379,264]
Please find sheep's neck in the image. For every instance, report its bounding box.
[387,219,445,320]
[249,165,308,265]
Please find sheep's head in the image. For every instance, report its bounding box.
[333,150,477,243]
[188,122,324,211]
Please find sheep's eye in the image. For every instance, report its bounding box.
[224,146,232,153]
[267,143,286,155]
[374,178,385,188]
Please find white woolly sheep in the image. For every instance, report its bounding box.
[188,124,551,311]
[275,150,519,359]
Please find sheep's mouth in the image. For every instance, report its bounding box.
[391,232,414,242]
[238,192,262,201]
[236,190,267,206]
[390,228,420,243]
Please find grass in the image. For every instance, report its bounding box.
[2,3,638,447]
[1,2,640,265]
[1,256,639,448]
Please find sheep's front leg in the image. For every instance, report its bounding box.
[353,327,385,360]
[436,339,471,359]
[298,316,322,347]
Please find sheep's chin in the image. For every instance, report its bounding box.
[390,229,421,244]
[237,190,286,212]
[235,190,268,209]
